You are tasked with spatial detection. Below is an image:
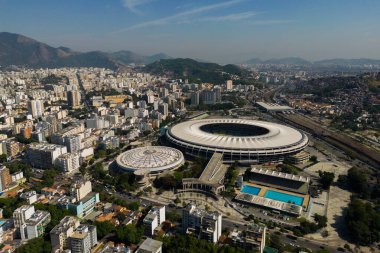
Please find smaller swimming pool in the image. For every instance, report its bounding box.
[264,190,304,206]
[241,185,261,195]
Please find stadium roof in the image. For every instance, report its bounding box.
[116,146,184,173]
[168,118,307,150]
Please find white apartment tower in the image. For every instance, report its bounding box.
[27,99,44,118]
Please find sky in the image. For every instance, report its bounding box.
[0,0,380,63]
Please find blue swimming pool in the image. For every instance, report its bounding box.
[241,185,261,195]
[264,190,304,206]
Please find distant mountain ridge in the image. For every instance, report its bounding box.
[246,57,311,65]
[245,57,380,66]
[144,58,250,83]
[0,32,171,69]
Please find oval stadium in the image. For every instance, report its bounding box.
[165,118,309,163]
[116,146,185,174]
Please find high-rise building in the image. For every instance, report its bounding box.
[26,143,67,169]
[191,91,200,106]
[64,135,82,153]
[67,90,81,109]
[70,180,92,202]
[69,225,97,253]
[158,103,169,117]
[55,153,80,173]
[13,205,51,240]
[182,204,222,243]
[50,216,81,252]
[159,88,169,97]
[21,127,32,139]
[2,139,21,158]
[226,80,233,90]
[213,86,222,102]
[143,205,166,236]
[86,115,110,129]
[27,100,44,118]
[201,89,216,105]
[0,166,11,192]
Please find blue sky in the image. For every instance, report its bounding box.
[0,0,379,63]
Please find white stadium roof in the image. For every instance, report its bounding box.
[116,146,184,173]
[168,118,306,150]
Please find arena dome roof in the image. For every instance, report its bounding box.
[116,146,184,173]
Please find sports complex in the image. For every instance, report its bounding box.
[116,146,185,174]
[166,118,309,163]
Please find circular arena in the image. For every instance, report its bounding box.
[116,146,184,174]
[166,118,309,163]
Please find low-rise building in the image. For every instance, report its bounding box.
[19,191,38,204]
[136,238,162,253]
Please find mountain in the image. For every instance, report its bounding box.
[144,58,249,83]
[314,58,380,66]
[0,32,171,69]
[0,32,72,67]
[245,58,263,65]
[245,57,311,65]
[245,56,380,66]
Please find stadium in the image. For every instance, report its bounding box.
[116,146,185,174]
[165,118,308,163]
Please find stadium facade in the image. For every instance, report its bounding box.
[166,118,308,163]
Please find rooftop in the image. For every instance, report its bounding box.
[256,102,293,111]
[250,167,310,183]
[136,238,163,253]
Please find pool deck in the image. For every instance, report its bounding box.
[241,182,310,208]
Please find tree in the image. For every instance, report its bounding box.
[345,198,380,245]
[318,171,335,189]
[115,224,144,244]
[166,211,181,223]
[94,221,115,239]
[0,154,7,163]
[346,167,370,198]
[309,155,318,163]
[314,214,327,228]
[0,197,25,218]
[41,169,57,187]
[16,238,51,253]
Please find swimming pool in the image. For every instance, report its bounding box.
[264,190,304,206]
[241,185,261,195]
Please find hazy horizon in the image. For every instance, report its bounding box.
[1,0,380,64]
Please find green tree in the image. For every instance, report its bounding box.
[345,198,380,245]
[318,171,335,189]
[94,221,115,239]
[115,224,144,244]
[16,238,51,253]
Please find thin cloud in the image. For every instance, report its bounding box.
[115,0,245,32]
[249,19,295,25]
[198,11,258,22]
[122,0,153,15]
